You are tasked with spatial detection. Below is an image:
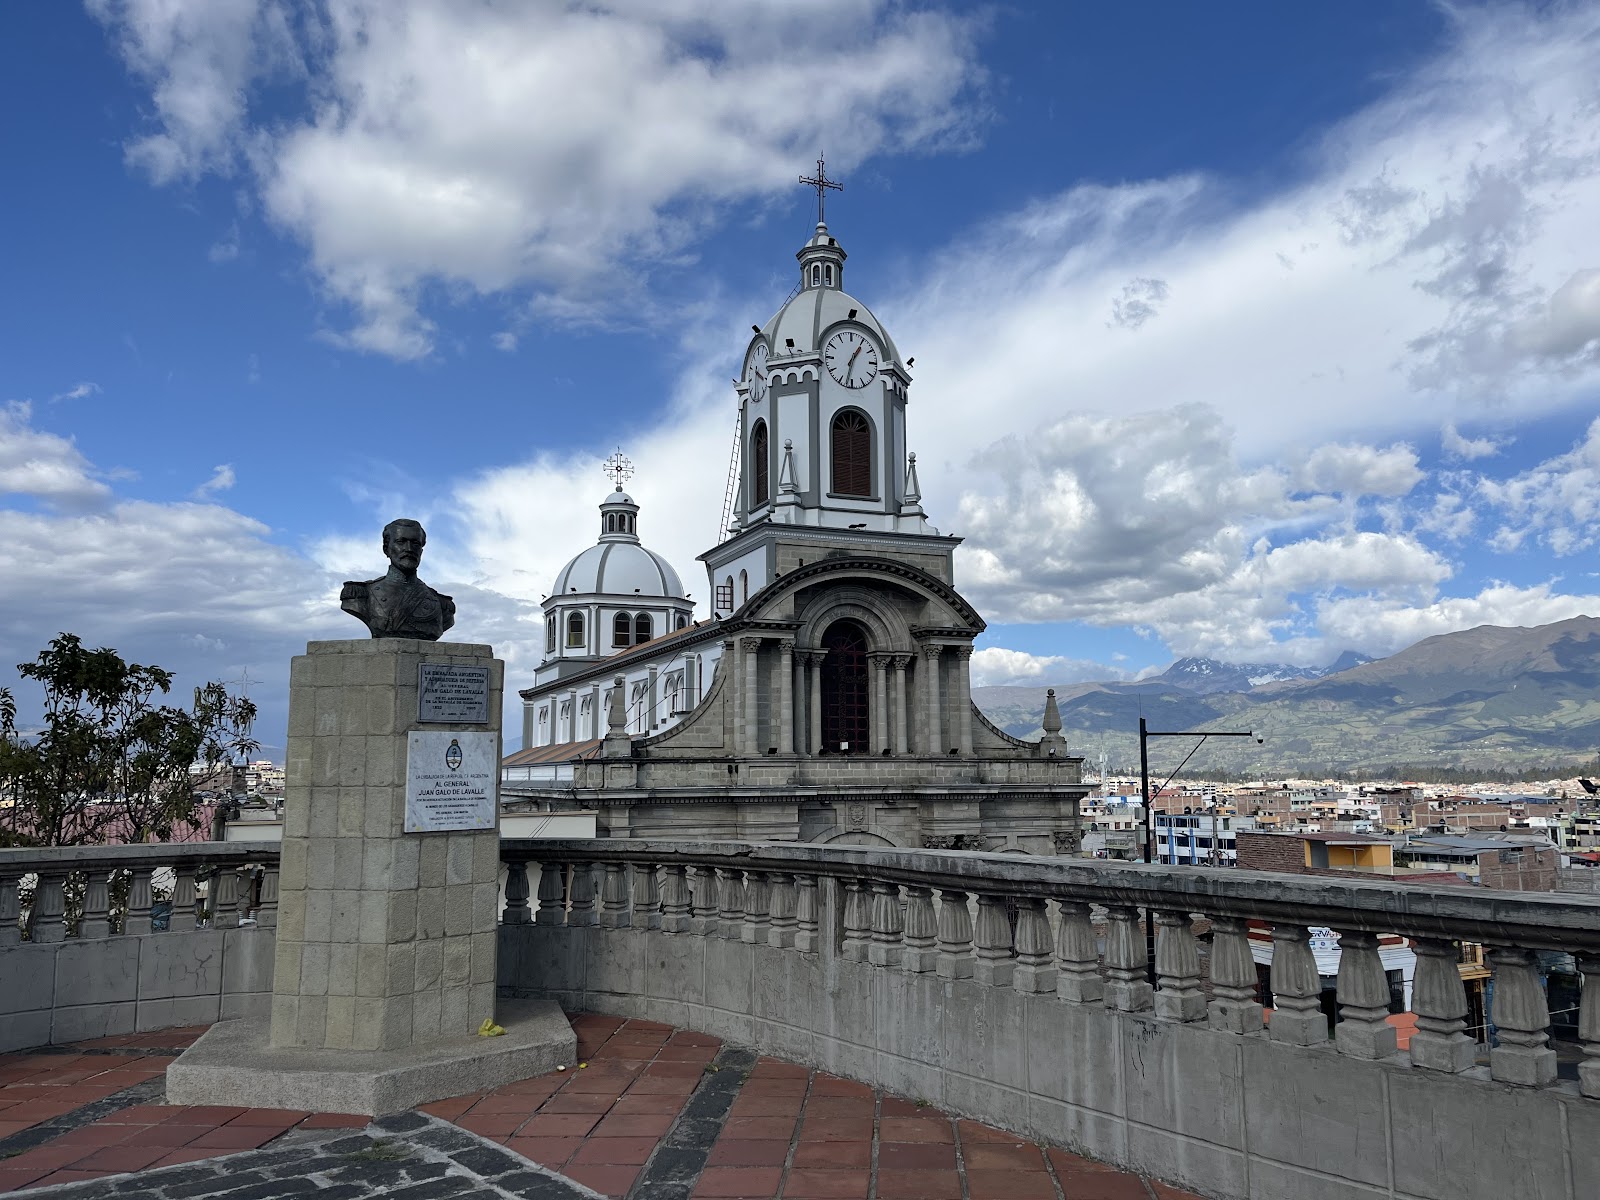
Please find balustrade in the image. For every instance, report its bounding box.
[0,844,280,945]
[499,836,1600,1103]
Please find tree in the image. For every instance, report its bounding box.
[0,634,259,847]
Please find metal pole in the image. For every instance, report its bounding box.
[1141,718,1154,984]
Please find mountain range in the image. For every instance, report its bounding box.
[973,616,1600,775]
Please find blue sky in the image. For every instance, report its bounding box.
[4,1,1600,756]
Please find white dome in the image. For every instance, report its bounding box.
[762,285,901,364]
[552,541,685,598]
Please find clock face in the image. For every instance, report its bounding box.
[746,342,769,402]
[824,330,879,389]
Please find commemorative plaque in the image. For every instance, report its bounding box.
[418,663,490,724]
[404,730,498,833]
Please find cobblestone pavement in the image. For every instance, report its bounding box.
[0,1018,1203,1200]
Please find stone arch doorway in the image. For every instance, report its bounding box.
[820,619,870,754]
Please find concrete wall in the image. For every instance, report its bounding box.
[499,890,1600,1200]
[0,927,276,1053]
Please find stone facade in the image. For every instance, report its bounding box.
[273,639,502,1052]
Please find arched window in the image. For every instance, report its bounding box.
[723,576,734,610]
[824,263,834,286]
[604,513,614,533]
[751,420,769,505]
[612,612,632,648]
[831,410,872,496]
[740,570,748,604]
[566,610,585,648]
[820,619,870,754]
[811,263,821,287]
[634,612,651,644]
[676,613,689,630]
[545,614,556,653]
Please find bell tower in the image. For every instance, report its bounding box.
[702,162,958,615]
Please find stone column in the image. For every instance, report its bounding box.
[891,655,910,755]
[807,651,824,756]
[1334,930,1398,1059]
[791,650,806,754]
[741,637,762,754]
[778,641,795,755]
[567,688,579,741]
[953,645,974,756]
[921,643,944,754]
[589,683,602,739]
[1487,946,1557,1086]
[871,657,889,754]
[269,640,502,1056]
[1409,937,1474,1073]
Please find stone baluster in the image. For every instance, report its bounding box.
[742,871,772,944]
[972,894,1014,987]
[935,888,973,979]
[1055,900,1104,1004]
[31,873,66,943]
[502,858,533,925]
[1268,924,1327,1045]
[568,863,597,927]
[1486,946,1557,1086]
[0,873,20,948]
[600,863,631,928]
[79,869,112,939]
[1408,937,1474,1073]
[840,879,869,961]
[689,866,719,935]
[767,873,797,948]
[1154,911,1206,1022]
[1206,916,1263,1033]
[211,867,241,930]
[1578,953,1600,1099]
[794,874,820,953]
[1012,897,1055,993]
[660,865,691,933]
[122,867,154,936]
[169,867,198,933]
[718,868,746,939]
[1332,930,1398,1058]
[901,885,938,972]
[535,861,568,926]
[866,880,903,967]
[1103,905,1153,1012]
[256,866,279,929]
[633,863,661,931]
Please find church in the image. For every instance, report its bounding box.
[503,171,1085,853]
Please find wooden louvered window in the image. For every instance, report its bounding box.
[752,421,769,505]
[831,411,871,496]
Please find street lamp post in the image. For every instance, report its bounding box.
[1139,717,1262,982]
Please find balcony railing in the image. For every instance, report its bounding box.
[0,843,282,944]
[500,837,1600,1095]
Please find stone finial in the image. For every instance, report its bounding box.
[1042,688,1062,733]
[607,675,626,733]
[900,451,925,517]
[778,439,799,495]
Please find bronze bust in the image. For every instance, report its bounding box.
[340,518,456,641]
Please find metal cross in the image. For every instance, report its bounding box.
[799,154,843,224]
[603,449,635,489]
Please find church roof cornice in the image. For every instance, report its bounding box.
[743,554,986,633]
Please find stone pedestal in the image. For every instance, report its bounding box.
[272,639,502,1052]
[168,639,574,1113]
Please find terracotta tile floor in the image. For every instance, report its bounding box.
[0,1016,1202,1200]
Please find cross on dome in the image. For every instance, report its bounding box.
[602,449,635,492]
[799,154,842,224]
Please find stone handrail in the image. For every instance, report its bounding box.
[500,837,1600,1097]
[0,841,282,945]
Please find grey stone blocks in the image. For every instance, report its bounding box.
[271,639,504,1054]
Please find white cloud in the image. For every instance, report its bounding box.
[1479,417,1600,556]
[1296,442,1423,498]
[97,0,986,358]
[1317,582,1600,659]
[970,647,1126,689]
[0,402,111,510]
[193,463,236,499]
[1441,423,1507,461]
[49,382,101,403]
